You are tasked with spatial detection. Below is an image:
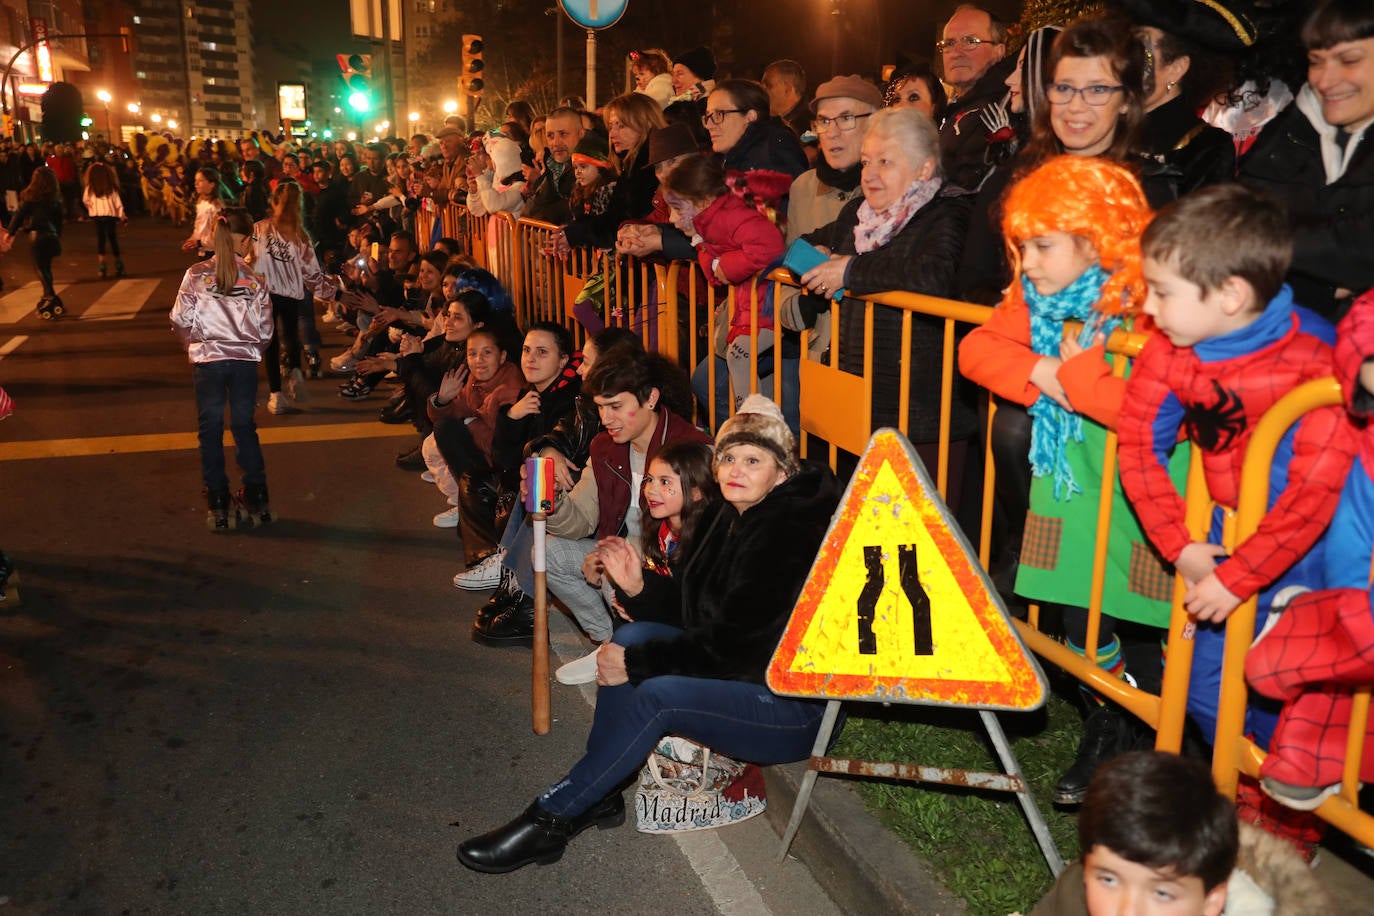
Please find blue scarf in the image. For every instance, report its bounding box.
[1023,264,1113,501]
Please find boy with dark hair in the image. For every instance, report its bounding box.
[1117,184,1360,847]
[473,349,710,660]
[1031,750,1327,915]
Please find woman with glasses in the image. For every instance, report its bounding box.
[702,79,808,222]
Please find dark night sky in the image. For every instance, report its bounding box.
[251,0,1026,113]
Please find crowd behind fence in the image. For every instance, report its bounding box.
[420,207,1374,848]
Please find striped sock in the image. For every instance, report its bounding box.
[1068,635,1125,705]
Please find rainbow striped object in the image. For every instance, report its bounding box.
[525,456,556,514]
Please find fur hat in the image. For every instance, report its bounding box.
[714,394,798,477]
[483,133,525,192]
[675,46,716,81]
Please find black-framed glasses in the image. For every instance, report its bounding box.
[702,109,744,126]
[812,112,873,133]
[1045,83,1125,106]
[936,35,1000,52]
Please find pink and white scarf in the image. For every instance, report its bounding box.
[853,178,942,254]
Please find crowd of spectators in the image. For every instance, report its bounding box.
[37,0,1370,876]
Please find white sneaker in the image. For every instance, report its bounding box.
[287,367,308,403]
[267,392,288,415]
[329,351,357,374]
[453,548,506,590]
[321,309,339,324]
[555,645,603,685]
[420,470,436,483]
[433,506,460,528]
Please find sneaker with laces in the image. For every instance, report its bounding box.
[555,645,603,685]
[267,392,289,415]
[287,368,308,403]
[454,549,507,590]
[433,506,461,528]
[329,351,358,374]
[338,377,373,400]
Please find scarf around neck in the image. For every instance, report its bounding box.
[1023,264,1112,501]
[853,177,941,253]
[815,158,862,193]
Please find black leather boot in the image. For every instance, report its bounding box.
[1054,704,1134,804]
[472,594,535,647]
[476,578,524,628]
[457,794,625,873]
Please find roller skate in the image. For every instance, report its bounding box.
[35,295,64,320]
[98,261,107,279]
[115,260,126,278]
[305,348,322,379]
[205,487,231,532]
[233,482,272,528]
[0,552,20,608]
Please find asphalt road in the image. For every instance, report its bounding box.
[0,216,842,915]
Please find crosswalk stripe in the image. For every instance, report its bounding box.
[0,335,27,359]
[0,420,416,462]
[0,283,72,325]
[82,278,163,321]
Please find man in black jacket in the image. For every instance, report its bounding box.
[1239,0,1374,322]
[937,4,1015,192]
[524,107,584,224]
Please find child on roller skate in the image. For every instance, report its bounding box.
[959,156,1182,804]
[0,166,65,319]
[82,160,126,278]
[169,208,275,530]
[1118,185,1361,855]
[1244,286,1374,812]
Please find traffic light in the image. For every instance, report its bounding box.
[461,35,484,99]
[336,52,373,113]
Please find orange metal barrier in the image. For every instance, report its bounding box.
[471,235,1374,844]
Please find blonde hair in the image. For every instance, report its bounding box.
[213,207,255,294]
[602,92,667,171]
[269,181,309,246]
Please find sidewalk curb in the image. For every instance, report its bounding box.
[763,761,968,915]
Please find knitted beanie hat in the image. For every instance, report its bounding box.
[714,394,799,477]
[571,132,613,169]
[675,46,717,82]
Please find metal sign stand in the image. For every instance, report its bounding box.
[777,701,1064,876]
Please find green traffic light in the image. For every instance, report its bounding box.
[348,91,371,112]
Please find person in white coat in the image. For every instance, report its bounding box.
[81,161,126,278]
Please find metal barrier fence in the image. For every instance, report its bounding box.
[434,208,1373,844]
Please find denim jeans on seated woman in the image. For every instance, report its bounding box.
[536,621,828,818]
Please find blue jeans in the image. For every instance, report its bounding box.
[692,354,800,435]
[537,622,829,817]
[193,360,266,492]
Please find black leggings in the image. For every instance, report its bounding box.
[263,294,306,391]
[93,216,120,257]
[31,233,60,296]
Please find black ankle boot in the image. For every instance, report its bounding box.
[476,579,523,627]
[1055,705,1134,804]
[457,795,625,874]
[473,594,535,647]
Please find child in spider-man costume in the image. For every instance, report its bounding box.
[1118,186,1360,779]
[1244,287,1374,813]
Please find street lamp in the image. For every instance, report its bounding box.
[408,111,419,129]
[443,100,458,115]
[151,113,162,124]
[96,89,111,138]
[167,119,178,130]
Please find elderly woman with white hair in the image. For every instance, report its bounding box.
[456,395,839,874]
[798,106,975,506]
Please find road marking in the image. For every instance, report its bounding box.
[0,420,415,462]
[560,628,774,916]
[83,279,162,321]
[0,283,72,325]
[0,335,27,359]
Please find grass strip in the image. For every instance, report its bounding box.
[828,689,1084,916]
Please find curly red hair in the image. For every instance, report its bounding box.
[1001,155,1153,316]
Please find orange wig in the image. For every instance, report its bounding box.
[1001,155,1153,316]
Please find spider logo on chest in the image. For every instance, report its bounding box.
[1183,380,1247,452]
